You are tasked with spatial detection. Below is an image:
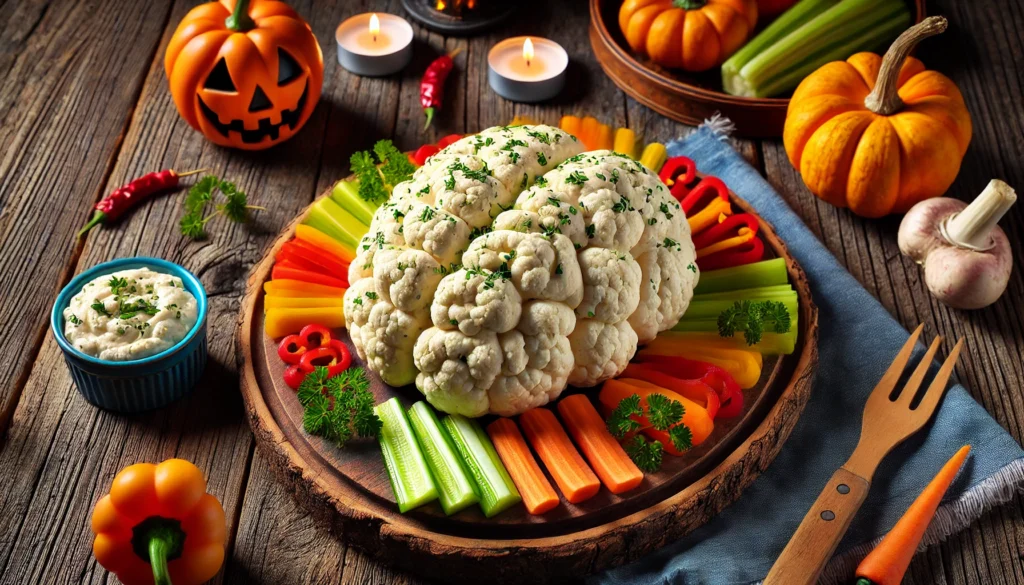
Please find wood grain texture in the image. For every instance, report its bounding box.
[0,0,1021,583]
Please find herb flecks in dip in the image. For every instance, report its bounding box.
[63,267,199,361]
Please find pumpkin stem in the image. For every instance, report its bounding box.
[941,179,1017,251]
[225,0,255,32]
[672,0,708,9]
[864,16,947,116]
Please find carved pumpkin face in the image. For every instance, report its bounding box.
[165,0,324,150]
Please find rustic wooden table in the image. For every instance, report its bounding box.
[0,0,1021,583]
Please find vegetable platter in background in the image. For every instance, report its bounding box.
[236,121,819,584]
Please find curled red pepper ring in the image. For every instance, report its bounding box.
[328,339,352,373]
[299,346,350,378]
[693,213,760,250]
[658,156,697,201]
[277,334,307,365]
[284,365,307,390]
[681,175,729,215]
[698,238,765,271]
[299,324,332,350]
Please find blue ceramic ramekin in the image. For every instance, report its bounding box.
[50,257,209,413]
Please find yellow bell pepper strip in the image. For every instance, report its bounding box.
[265,307,345,339]
[599,379,714,449]
[693,214,761,262]
[295,224,356,263]
[637,336,762,389]
[559,115,582,140]
[510,114,539,126]
[696,227,756,259]
[593,123,614,150]
[688,201,734,236]
[91,459,226,585]
[613,128,638,159]
[639,142,668,172]
[264,279,347,298]
[579,116,601,150]
[265,296,346,311]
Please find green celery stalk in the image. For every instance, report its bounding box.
[722,0,839,95]
[303,205,356,249]
[376,398,438,513]
[442,414,521,518]
[330,179,377,227]
[692,284,794,302]
[407,402,480,515]
[665,328,799,355]
[694,258,789,295]
[680,294,798,321]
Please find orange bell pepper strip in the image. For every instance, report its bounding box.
[91,459,226,585]
[688,199,733,235]
[294,224,356,264]
[593,123,614,150]
[579,116,601,150]
[265,307,345,338]
[264,279,347,298]
[264,296,346,311]
[599,379,715,450]
[638,336,762,389]
[559,115,582,141]
[621,363,720,419]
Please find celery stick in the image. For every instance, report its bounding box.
[694,258,789,294]
[303,205,354,248]
[376,398,438,513]
[692,285,794,302]
[330,179,377,226]
[681,294,798,321]
[408,402,480,515]
[442,414,521,518]
[722,0,838,95]
[664,328,798,355]
[317,197,369,244]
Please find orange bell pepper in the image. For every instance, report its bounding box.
[265,307,346,338]
[264,279,347,298]
[599,379,715,450]
[91,459,226,585]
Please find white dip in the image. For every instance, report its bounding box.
[63,267,199,361]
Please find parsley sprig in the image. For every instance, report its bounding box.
[297,366,382,447]
[717,300,791,345]
[351,140,416,205]
[180,175,260,239]
[607,392,693,473]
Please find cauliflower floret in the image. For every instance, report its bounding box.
[373,248,443,313]
[402,203,471,266]
[431,269,522,336]
[493,186,588,248]
[417,156,512,228]
[414,328,503,417]
[567,319,638,387]
[461,231,583,307]
[576,247,641,323]
[631,236,699,342]
[362,300,430,387]
[343,278,380,360]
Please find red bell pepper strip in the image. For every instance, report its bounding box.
[271,265,348,289]
[299,324,332,349]
[621,363,720,420]
[436,134,463,149]
[275,250,322,273]
[77,168,206,238]
[284,364,307,390]
[697,237,765,271]
[421,50,462,129]
[411,144,440,166]
[632,354,745,418]
[692,213,760,250]
[681,176,729,215]
[281,240,349,276]
[277,334,307,365]
[658,156,696,201]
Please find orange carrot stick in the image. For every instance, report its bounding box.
[557,395,643,494]
[519,408,601,504]
[579,116,601,151]
[855,445,972,585]
[599,379,715,450]
[487,418,560,514]
[559,115,582,141]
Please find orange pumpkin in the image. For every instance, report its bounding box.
[784,17,972,218]
[165,0,323,150]
[619,0,758,72]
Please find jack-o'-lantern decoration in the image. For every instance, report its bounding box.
[165,0,323,150]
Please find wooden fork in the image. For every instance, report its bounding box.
[764,324,964,585]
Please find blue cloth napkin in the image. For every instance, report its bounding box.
[591,126,1024,585]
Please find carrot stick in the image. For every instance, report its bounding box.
[487,418,560,514]
[559,115,582,141]
[519,408,601,504]
[599,379,715,450]
[557,395,643,494]
[593,123,614,151]
[579,116,601,151]
[621,363,720,419]
[855,445,972,585]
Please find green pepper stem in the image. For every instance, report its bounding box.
[423,107,435,130]
[855,579,875,585]
[76,211,107,239]
[149,534,174,585]
[225,0,255,32]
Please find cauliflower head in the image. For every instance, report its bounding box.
[344,125,699,416]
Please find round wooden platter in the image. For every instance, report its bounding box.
[237,174,819,584]
[589,0,926,138]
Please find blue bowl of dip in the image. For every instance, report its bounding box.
[50,257,209,413]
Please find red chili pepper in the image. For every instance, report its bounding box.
[436,134,463,149]
[697,238,765,271]
[283,364,307,390]
[633,355,744,418]
[692,213,760,250]
[658,156,696,200]
[412,144,441,166]
[77,168,205,238]
[299,324,332,349]
[277,334,307,365]
[421,49,462,130]
[680,175,729,215]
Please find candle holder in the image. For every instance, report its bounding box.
[402,0,516,35]
[488,37,568,103]
[335,13,414,77]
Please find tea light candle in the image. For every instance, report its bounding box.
[488,37,568,102]
[335,13,413,77]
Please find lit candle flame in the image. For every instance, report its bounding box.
[369,13,380,42]
[523,37,534,67]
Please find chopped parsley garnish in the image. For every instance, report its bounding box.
[585,224,596,239]
[565,171,588,185]
[607,392,693,472]
[717,300,792,345]
[297,367,381,447]
[67,314,82,326]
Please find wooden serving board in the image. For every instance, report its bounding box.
[237,176,819,584]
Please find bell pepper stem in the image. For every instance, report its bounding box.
[131,517,185,585]
[423,107,435,130]
[76,211,107,239]
[856,580,875,585]
[225,0,255,32]
[149,534,174,585]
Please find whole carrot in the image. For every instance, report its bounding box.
[421,49,462,130]
[855,445,972,585]
[77,168,204,238]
